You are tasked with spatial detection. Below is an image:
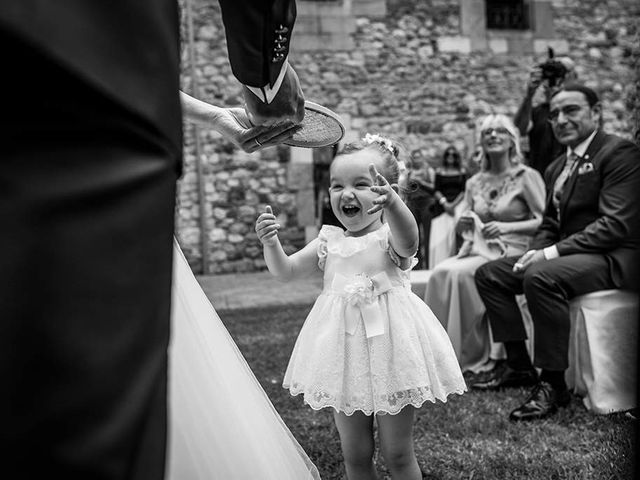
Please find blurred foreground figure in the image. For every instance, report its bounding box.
[0,1,301,478]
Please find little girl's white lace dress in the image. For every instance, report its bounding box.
[167,240,320,479]
[284,224,466,416]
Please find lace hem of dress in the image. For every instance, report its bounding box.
[286,383,466,416]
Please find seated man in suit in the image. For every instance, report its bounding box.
[470,83,640,421]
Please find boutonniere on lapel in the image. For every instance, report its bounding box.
[578,162,594,175]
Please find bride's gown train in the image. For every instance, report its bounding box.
[167,241,320,479]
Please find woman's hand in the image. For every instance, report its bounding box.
[180,92,300,153]
[215,107,299,153]
[255,205,280,246]
[367,164,399,214]
[481,221,506,239]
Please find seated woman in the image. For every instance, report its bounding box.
[429,145,468,267]
[424,114,545,374]
[401,149,437,269]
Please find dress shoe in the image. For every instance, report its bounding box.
[509,381,571,421]
[470,364,538,390]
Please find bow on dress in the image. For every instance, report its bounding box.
[331,272,394,338]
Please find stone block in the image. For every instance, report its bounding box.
[533,38,569,55]
[352,0,387,17]
[506,33,534,54]
[320,15,356,34]
[292,1,356,52]
[291,32,354,52]
[298,0,349,17]
[487,37,508,54]
[437,36,472,54]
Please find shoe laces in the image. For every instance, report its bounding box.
[526,381,553,403]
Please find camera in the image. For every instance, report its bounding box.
[537,47,567,88]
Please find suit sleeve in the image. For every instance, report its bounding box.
[218,0,296,88]
[556,141,640,255]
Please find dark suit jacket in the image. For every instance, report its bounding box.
[219,0,296,88]
[530,130,640,288]
[0,0,183,155]
[0,3,300,478]
[0,3,183,479]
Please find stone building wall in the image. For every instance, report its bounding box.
[177,0,639,273]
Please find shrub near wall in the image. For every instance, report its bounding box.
[177,0,639,274]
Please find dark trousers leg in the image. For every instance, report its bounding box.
[475,256,528,341]
[409,201,433,269]
[0,32,178,479]
[419,208,433,270]
[522,254,615,371]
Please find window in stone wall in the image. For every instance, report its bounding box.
[486,0,530,30]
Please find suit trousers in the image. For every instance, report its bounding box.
[475,253,615,371]
[0,31,179,479]
[407,195,435,269]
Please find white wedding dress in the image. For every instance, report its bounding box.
[167,240,320,479]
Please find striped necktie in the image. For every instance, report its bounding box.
[552,152,580,221]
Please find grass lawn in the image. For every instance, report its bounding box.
[218,304,637,480]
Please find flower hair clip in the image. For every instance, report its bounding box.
[362,133,396,156]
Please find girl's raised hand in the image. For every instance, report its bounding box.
[367,163,398,214]
[255,205,280,246]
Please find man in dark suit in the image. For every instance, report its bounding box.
[470,84,640,421]
[0,1,301,478]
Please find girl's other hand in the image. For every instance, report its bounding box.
[367,163,398,214]
[255,205,280,246]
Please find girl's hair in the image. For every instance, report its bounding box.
[475,114,523,171]
[335,133,404,185]
[442,145,462,169]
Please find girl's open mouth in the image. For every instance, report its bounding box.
[342,205,360,217]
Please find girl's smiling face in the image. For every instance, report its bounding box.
[329,150,385,236]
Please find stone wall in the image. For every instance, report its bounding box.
[177,0,639,273]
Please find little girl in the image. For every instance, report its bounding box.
[255,134,466,480]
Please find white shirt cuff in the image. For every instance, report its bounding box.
[245,59,288,104]
[543,245,559,260]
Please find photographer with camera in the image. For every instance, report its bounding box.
[514,49,577,176]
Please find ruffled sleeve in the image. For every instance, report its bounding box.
[378,224,418,271]
[317,225,343,271]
